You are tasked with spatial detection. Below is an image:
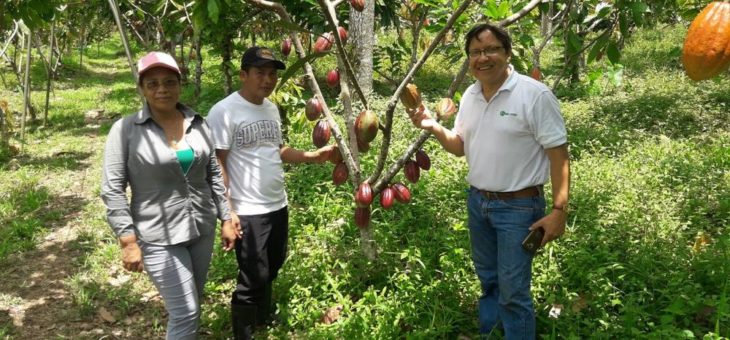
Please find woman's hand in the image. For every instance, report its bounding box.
[119,235,144,272]
[221,218,240,251]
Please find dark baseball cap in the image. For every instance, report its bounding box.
[240,46,286,70]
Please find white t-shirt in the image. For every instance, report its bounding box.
[454,65,567,192]
[206,92,287,215]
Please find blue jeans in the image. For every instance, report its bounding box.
[467,187,545,339]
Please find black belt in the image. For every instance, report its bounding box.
[476,185,543,200]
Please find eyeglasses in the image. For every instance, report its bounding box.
[143,79,180,91]
[468,46,504,58]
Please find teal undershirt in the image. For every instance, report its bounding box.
[176,148,194,175]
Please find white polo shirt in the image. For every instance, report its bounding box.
[454,65,567,192]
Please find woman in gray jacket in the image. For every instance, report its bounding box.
[101,51,238,339]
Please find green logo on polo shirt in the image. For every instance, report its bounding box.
[499,110,517,117]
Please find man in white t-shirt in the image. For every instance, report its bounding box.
[410,24,570,338]
[207,46,336,339]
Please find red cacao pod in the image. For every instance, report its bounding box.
[337,26,348,45]
[312,120,331,148]
[682,2,730,81]
[332,162,348,185]
[415,149,431,170]
[399,83,422,110]
[329,146,343,164]
[355,182,373,207]
[530,66,541,81]
[355,110,379,143]
[351,0,365,12]
[354,206,371,228]
[356,138,370,153]
[314,33,334,53]
[404,159,420,183]
[281,38,292,57]
[392,183,411,203]
[326,69,340,88]
[435,98,456,120]
[380,186,395,209]
[305,97,323,121]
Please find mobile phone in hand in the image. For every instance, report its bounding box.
[522,228,544,255]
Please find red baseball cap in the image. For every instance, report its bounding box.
[137,52,180,80]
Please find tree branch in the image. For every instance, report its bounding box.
[369,0,474,188]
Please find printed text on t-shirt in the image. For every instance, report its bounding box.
[235,120,282,148]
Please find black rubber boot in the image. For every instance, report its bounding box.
[256,282,273,326]
[231,303,256,340]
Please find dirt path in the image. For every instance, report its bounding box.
[0,130,166,339]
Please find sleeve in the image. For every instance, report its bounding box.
[201,121,231,221]
[206,104,232,150]
[528,90,567,149]
[100,118,135,238]
[452,85,475,140]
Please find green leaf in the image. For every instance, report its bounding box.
[276,52,328,91]
[619,12,629,37]
[606,41,621,64]
[587,35,609,63]
[628,2,649,24]
[497,1,511,18]
[484,1,499,19]
[596,3,613,18]
[567,30,582,54]
[207,0,220,24]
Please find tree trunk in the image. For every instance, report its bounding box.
[44,20,55,125]
[179,36,188,82]
[222,32,234,95]
[79,27,85,69]
[21,32,32,141]
[349,0,375,97]
[194,35,203,100]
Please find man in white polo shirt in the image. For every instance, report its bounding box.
[410,23,570,338]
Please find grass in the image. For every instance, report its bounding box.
[0,23,728,339]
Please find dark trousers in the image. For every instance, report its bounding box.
[232,206,289,308]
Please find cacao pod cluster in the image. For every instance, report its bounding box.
[378,182,411,209]
[354,181,412,228]
[402,149,431,183]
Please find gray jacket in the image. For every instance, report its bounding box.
[101,103,230,245]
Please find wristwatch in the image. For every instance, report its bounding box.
[552,204,570,214]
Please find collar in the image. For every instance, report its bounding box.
[469,64,518,96]
[134,102,199,125]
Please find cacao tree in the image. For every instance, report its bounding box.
[243,0,548,259]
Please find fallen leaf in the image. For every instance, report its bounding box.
[98,307,116,323]
[319,304,343,325]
